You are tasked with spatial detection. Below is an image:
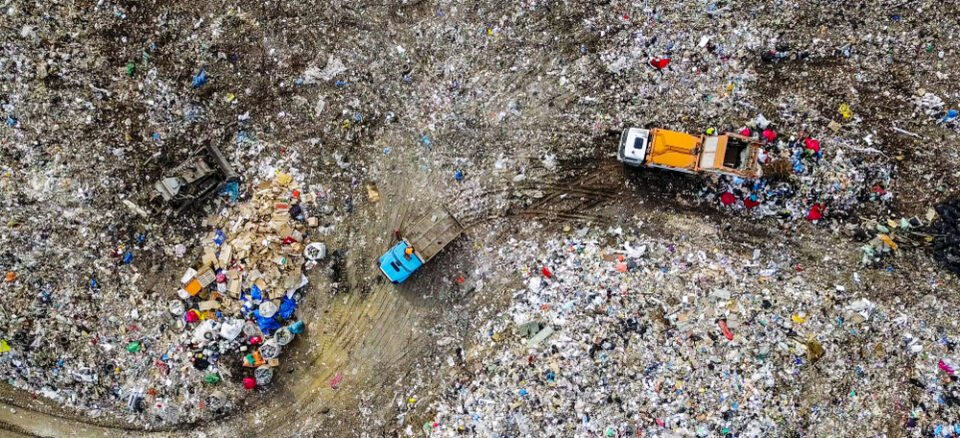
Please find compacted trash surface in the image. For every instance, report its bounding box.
[1,0,960,436]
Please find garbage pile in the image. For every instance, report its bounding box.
[700,119,894,225]
[167,171,318,394]
[917,93,960,130]
[425,231,960,437]
[856,216,929,268]
[932,199,960,275]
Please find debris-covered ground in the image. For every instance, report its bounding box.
[1,0,960,436]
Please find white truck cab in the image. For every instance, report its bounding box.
[617,128,650,166]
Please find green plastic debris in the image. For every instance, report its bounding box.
[204,373,220,384]
[126,341,141,353]
[126,62,136,76]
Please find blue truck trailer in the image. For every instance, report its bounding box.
[378,207,463,283]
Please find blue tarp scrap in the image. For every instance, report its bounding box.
[250,284,262,301]
[278,296,297,319]
[218,181,239,202]
[254,310,281,334]
[192,69,208,88]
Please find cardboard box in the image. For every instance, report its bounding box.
[198,300,221,311]
[218,243,232,268]
[196,268,216,287]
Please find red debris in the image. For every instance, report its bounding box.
[718,320,734,340]
[739,128,751,136]
[330,371,344,389]
[804,138,820,153]
[806,204,824,221]
[744,197,760,209]
[541,267,552,278]
[762,129,777,142]
[243,377,256,390]
[649,58,671,69]
[720,192,736,205]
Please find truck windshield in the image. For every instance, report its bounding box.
[633,137,645,150]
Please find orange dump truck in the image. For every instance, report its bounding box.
[616,127,762,179]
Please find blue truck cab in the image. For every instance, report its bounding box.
[379,242,423,283]
[378,207,463,284]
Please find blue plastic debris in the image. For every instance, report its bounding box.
[278,296,298,319]
[213,230,226,246]
[454,170,463,181]
[421,134,431,146]
[192,69,208,88]
[123,252,133,264]
[250,284,262,301]
[218,181,239,202]
[943,109,958,123]
[254,310,281,334]
[289,320,306,334]
[335,80,346,87]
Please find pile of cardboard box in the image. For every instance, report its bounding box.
[171,172,317,385]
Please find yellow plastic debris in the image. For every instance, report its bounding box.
[839,103,853,119]
[879,234,898,251]
[791,315,806,323]
[275,172,293,186]
[806,338,825,363]
[0,340,10,353]
[365,182,381,203]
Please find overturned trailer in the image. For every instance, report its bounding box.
[151,143,239,215]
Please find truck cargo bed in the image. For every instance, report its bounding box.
[404,206,463,263]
